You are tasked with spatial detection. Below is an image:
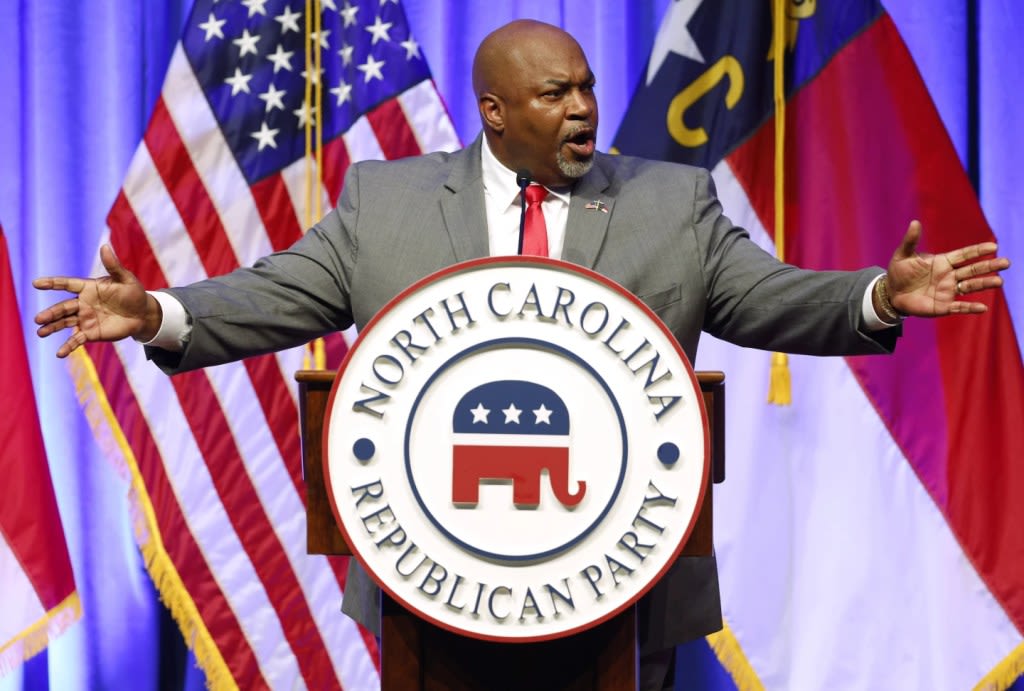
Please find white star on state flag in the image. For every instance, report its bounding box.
[365,16,393,44]
[533,404,553,425]
[251,122,279,150]
[502,404,522,424]
[646,0,705,85]
[198,12,226,41]
[357,55,385,82]
[470,403,490,424]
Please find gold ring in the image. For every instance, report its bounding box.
[956,281,964,295]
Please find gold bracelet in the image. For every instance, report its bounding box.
[874,274,903,323]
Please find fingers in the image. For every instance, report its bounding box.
[36,313,79,338]
[56,331,87,359]
[32,275,87,294]
[34,297,80,332]
[33,245,123,294]
[947,299,989,315]
[956,274,1004,296]
[894,220,923,260]
[34,305,85,357]
[953,256,1010,280]
[945,242,1001,267]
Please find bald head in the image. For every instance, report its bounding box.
[472,20,579,98]
[472,20,599,187]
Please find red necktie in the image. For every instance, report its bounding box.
[522,184,549,257]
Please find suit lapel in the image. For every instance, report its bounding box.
[564,157,614,269]
[440,137,489,262]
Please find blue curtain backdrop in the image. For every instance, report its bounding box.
[1,1,1020,689]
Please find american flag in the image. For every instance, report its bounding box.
[73,0,459,688]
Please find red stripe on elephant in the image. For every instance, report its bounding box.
[452,445,586,508]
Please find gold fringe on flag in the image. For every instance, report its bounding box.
[767,0,792,405]
[708,614,1024,690]
[974,642,1024,691]
[68,349,237,691]
[706,622,767,691]
[0,592,81,677]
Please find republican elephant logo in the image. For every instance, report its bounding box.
[451,380,586,509]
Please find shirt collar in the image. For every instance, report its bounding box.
[480,136,571,209]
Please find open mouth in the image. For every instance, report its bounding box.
[563,127,596,158]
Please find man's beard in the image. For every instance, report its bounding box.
[556,150,594,179]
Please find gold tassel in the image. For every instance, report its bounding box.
[313,336,326,369]
[767,351,792,405]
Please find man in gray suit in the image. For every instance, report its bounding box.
[34,19,1008,690]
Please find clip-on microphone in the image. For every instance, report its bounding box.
[515,170,531,255]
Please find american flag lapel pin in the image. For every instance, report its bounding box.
[584,200,609,213]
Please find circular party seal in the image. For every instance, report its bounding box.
[323,257,709,643]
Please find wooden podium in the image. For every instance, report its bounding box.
[297,370,725,690]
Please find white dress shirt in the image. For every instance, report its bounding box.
[480,136,571,258]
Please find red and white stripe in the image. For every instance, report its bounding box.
[82,40,459,690]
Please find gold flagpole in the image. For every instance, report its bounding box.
[767,0,792,405]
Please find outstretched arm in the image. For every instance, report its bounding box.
[33,244,162,357]
[878,220,1010,318]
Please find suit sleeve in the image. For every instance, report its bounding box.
[692,168,898,356]
[147,166,364,374]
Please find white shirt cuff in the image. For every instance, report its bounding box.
[137,290,191,352]
[862,274,901,331]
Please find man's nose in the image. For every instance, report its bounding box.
[566,89,594,119]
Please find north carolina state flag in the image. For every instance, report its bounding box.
[0,225,80,676]
[614,1,1024,687]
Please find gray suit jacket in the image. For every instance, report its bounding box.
[152,135,896,652]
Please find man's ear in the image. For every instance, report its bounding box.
[479,93,504,134]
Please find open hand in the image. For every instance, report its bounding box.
[33,244,160,357]
[886,221,1009,317]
